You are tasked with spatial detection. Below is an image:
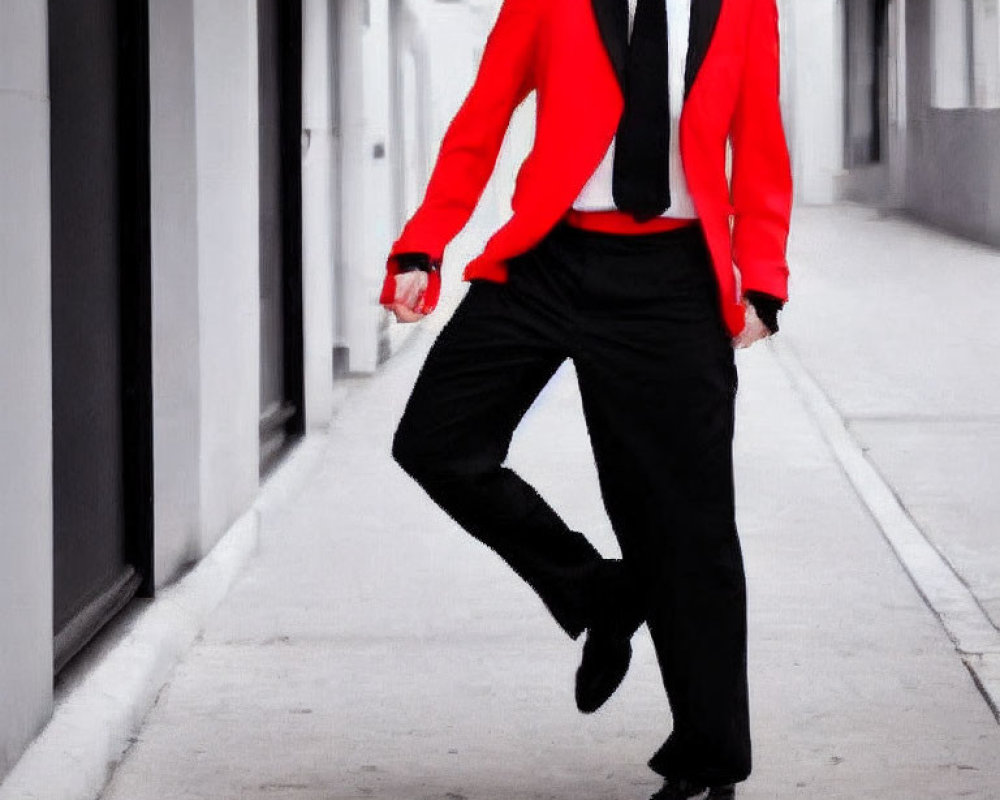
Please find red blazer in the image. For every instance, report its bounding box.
[380,0,793,337]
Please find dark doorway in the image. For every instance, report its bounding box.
[49,0,153,674]
[258,0,306,476]
[844,0,890,167]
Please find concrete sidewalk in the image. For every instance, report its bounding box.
[97,227,1000,800]
[782,204,1000,633]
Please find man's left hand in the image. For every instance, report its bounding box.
[731,301,772,349]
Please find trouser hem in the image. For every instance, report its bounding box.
[647,751,751,787]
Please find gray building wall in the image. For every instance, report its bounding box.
[0,1,54,776]
[778,0,1000,245]
[905,0,1000,246]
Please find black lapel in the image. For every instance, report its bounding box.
[590,0,724,99]
[590,0,629,91]
[684,0,723,99]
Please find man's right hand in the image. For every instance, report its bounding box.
[385,270,430,323]
[379,251,441,323]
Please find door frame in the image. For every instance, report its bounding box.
[117,0,155,599]
[49,0,154,674]
[258,0,306,476]
[838,0,894,204]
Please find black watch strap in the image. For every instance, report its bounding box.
[394,252,440,273]
[743,290,783,334]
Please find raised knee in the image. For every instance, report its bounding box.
[390,424,427,478]
[391,424,487,487]
[391,423,452,481]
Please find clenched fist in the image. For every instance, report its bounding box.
[731,300,771,349]
[731,289,783,349]
[379,252,442,323]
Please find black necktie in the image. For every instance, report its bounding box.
[612,0,671,221]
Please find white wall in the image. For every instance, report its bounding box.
[0,0,54,776]
[192,0,262,552]
[149,0,203,583]
[389,0,433,234]
[781,0,845,203]
[932,0,971,108]
[887,0,909,207]
[0,0,343,780]
[338,0,395,373]
[149,0,263,580]
[970,0,1000,108]
[301,0,336,427]
[150,0,342,578]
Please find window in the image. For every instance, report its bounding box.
[933,0,1000,108]
[844,0,889,166]
[932,0,971,107]
[971,0,1000,107]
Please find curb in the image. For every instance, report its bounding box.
[769,337,1000,723]
[0,435,328,800]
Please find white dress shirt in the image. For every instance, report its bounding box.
[572,0,697,218]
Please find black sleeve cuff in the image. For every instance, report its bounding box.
[743,290,783,334]
[393,252,440,273]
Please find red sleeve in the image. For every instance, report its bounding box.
[380,0,539,308]
[729,0,793,303]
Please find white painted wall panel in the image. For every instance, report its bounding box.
[149,0,204,584]
[192,0,261,551]
[301,0,336,426]
[783,0,844,204]
[0,4,54,778]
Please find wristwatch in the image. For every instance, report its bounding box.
[393,252,441,273]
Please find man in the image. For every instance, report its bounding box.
[380,0,793,796]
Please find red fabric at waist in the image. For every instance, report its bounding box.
[562,208,699,235]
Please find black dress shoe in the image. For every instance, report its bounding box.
[573,558,644,713]
[650,779,735,800]
[574,627,631,713]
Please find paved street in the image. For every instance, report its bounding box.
[99,211,1000,800]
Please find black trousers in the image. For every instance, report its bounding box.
[391,219,751,786]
